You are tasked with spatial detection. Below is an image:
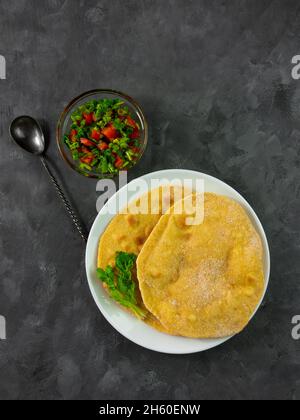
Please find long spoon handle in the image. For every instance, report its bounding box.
[40,156,88,242]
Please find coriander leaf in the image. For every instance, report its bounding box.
[115,251,136,272]
[96,252,147,319]
[97,266,115,288]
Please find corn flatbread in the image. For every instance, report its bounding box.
[137,193,265,338]
[98,186,186,333]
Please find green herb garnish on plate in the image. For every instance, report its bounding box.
[97,251,147,319]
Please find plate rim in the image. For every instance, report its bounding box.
[85,169,271,354]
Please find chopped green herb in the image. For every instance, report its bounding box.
[64,98,142,174]
[97,252,147,319]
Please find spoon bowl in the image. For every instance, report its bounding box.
[9,115,87,241]
[10,116,45,155]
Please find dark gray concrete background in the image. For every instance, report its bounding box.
[0,0,300,400]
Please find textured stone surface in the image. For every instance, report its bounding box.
[0,0,300,400]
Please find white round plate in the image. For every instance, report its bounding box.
[86,169,270,354]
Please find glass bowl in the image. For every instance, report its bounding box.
[56,89,148,178]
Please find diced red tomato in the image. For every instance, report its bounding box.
[70,135,77,142]
[126,116,137,128]
[115,156,124,168]
[92,112,98,122]
[69,129,78,142]
[83,113,93,125]
[91,129,101,141]
[102,124,119,140]
[81,146,90,154]
[129,127,140,139]
[80,156,93,165]
[80,138,94,147]
[98,142,109,151]
[131,147,140,154]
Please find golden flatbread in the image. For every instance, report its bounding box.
[137,193,265,338]
[98,185,186,333]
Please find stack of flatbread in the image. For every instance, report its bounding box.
[98,187,264,338]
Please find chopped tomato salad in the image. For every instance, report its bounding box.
[64,99,142,174]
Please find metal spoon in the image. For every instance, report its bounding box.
[10,116,88,242]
